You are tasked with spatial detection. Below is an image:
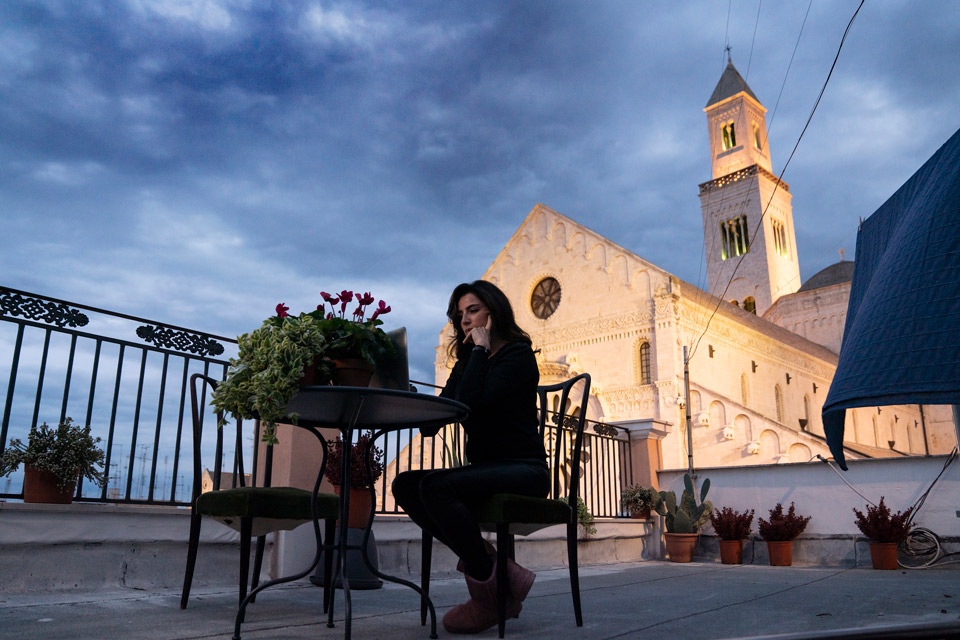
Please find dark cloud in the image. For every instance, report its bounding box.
[1,0,958,381]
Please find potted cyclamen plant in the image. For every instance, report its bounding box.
[709,507,755,564]
[323,432,385,529]
[212,290,393,444]
[758,502,811,566]
[853,497,913,570]
[0,418,106,504]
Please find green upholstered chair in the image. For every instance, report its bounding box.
[420,373,592,637]
[180,373,340,613]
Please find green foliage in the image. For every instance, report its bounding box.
[853,497,913,543]
[656,474,712,533]
[316,315,394,364]
[562,495,597,536]
[758,502,811,541]
[0,418,106,490]
[212,295,395,445]
[710,507,755,540]
[620,484,659,514]
[212,313,329,444]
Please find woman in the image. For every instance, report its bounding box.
[392,280,549,634]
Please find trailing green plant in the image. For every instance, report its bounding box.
[212,311,328,444]
[709,507,755,540]
[758,502,811,541]
[853,497,913,543]
[0,418,106,490]
[212,291,393,444]
[620,484,659,515]
[323,432,385,489]
[561,495,597,535]
[655,473,712,534]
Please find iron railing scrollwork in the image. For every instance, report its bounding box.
[136,325,225,357]
[0,289,89,328]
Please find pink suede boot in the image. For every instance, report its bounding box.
[456,541,536,601]
[442,562,521,634]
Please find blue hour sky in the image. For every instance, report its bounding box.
[2,0,958,383]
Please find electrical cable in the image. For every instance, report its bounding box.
[688,0,864,362]
[815,447,960,569]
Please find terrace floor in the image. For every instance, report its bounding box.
[2,560,959,640]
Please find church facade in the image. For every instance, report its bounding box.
[434,59,951,472]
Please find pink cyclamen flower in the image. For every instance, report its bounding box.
[370,300,391,321]
[353,305,364,318]
[321,291,337,303]
[357,291,375,306]
[339,290,354,314]
[276,303,289,318]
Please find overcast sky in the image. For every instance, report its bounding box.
[2,0,958,383]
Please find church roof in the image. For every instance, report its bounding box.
[706,58,760,108]
[797,260,855,292]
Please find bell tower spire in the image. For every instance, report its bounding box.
[698,57,800,316]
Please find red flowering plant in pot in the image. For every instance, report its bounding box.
[758,502,811,566]
[211,292,393,444]
[323,432,385,528]
[853,497,913,570]
[311,290,394,386]
[709,507,755,564]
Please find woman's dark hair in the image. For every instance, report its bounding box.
[446,280,532,359]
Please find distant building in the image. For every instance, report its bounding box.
[433,58,954,470]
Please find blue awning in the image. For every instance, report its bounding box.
[823,127,960,469]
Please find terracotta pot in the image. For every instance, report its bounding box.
[869,541,899,570]
[664,532,698,563]
[22,464,77,504]
[630,508,651,520]
[334,485,373,529]
[299,355,326,386]
[766,540,793,566]
[719,539,743,564]
[331,358,375,387]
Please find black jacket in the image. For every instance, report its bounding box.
[440,342,545,464]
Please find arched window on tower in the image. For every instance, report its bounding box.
[638,342,652,385]
[721,216,750,260]
[774,385,784,423]
[772,220,789,257]
[722,122,737,150]
[753,124,763,150]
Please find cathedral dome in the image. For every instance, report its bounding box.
[797,260,855,292]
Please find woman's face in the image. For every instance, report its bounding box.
[457,292,490,339]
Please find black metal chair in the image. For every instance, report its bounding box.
[420,372,592,638]
[180,373,340,614]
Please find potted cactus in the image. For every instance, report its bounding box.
[655,473,711,562]
[853,497,913,570]
[758,502,811,566]
[620,484,659,519]
[709,507,755,564]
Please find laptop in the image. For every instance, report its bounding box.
[371,327,410,391]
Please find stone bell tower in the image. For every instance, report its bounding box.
[698,57,800,316]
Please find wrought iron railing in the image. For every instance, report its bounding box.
[0,286,237,505]
[1,287,634,517]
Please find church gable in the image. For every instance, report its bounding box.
[485,203,672,332]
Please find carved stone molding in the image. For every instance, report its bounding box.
[0,289,89,328]
[535,308,653,347]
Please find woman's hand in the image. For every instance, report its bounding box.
[464,317,493,350]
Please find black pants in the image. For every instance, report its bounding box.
[392,461,550,579]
